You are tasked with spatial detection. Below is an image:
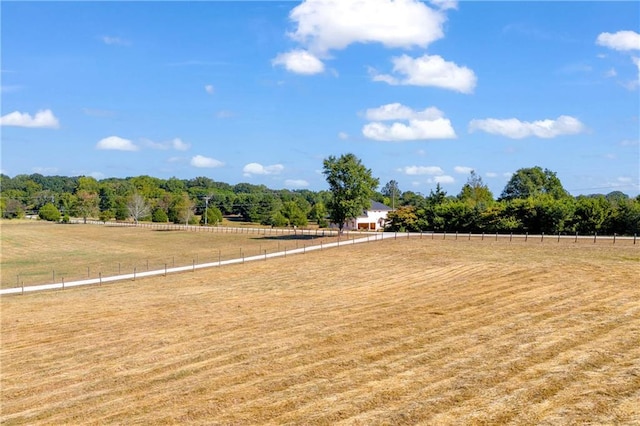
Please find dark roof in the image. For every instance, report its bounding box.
[368,200,392,211]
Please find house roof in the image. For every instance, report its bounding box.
[367,200,392,211]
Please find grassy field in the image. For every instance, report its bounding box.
[0,220,338,289]
[1,222,639,424]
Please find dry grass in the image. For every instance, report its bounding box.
[1,226,639,424]
[0,220,337,289]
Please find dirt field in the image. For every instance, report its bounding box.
[1,229,639,424]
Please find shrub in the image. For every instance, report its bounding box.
[152,208,169,223]
[200,207,223,226]
[39,203,61,222]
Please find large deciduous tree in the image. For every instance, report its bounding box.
[322,153,379,233]
[500,167,568,201]
[74,190,99,224]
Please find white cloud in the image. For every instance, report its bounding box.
[0,109,60,128]
[285,179,310,188]
[364,103,445,121]
[468,115,586,139]
[371,54,477,94]
[32,167,59,175]
[362,103,456,141]
[272,49,325,75]
[363,119,456,141]
[596,30,640,51]
[242,162,284,176]
[604,68,617,78]
[191,155,224,168]
[485,172,498,178]
[429,0,457,10]
[142,137,190,151]
[626,56,640,90]
[101,36,131,46]
[204,84,215,95]
[96,136,139,151]
[433,175,455,184]
[171,138,190,151]
[287,0,446,55]
[398,165,444,176]
[338,131,349,140]
[167,156,186,163]
[454,166,473,174]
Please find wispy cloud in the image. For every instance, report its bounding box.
[101,36,131,46]
[204,84,215,95]
[284,179,309,188]
[142,137,191,151]
[0,85,22,93]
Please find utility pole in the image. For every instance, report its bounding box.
[203,195,211,225]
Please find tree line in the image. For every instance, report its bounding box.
[1,160,638,235]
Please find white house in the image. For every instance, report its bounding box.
[334,200,392,231]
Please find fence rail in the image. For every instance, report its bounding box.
[1,223,636,296]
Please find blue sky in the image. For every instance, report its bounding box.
[2,1,639,197]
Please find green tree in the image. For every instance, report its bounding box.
[99,209,115,223]
[385,205,419,232]
[501,167,568,201]
[458,171,494,207]
[269,211,288,227]
[309,202,328,227]
[381,180,400,209]
[573,195,611,234]
[200,206,223,226]
[38,203,61,222]
[152,207,169,223]
[74,190,99,223]
[322,153,379,233]
[280,201,308,229]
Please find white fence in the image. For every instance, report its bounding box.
[1,225,636,296]
[0,232,391,296]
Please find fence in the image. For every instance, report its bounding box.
[1,224,636,296]
[1,231,389,295]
